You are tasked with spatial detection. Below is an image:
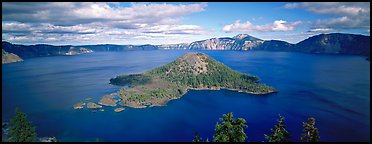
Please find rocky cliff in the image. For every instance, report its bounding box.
[2,49,23,64]
[2,33,369,59]
[158,34,264,50]
[158,33,370,56]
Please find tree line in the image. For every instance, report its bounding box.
[3,109,319,142]
[2,108,56,142]
[193,112,319,142]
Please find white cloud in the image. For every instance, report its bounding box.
[2,2,207,26]
[222,20,302,33]
[284,2,370,30]
[302,28,335,35]
[284,2,369,16]
[2,22,33,33]
[2,22,209,45]
[2,2,209,45]
[143,25,206,35]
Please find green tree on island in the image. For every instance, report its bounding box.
[213,112,248,142]
[301,117,320,142]
[7,108,37,142]
[264,114,291,142]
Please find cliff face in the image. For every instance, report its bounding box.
[65,47,93,55]
[2,49,23,64]
[157,33,370,56]
[294,33,370,56]
[158,34,264,50]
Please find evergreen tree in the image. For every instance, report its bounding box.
[264,114,291,142]
[301,117,320,142]
[8,108,37,142]
[213,112,247,142]
[51,136,57,142]
[205,138,209,142]
[192,131,203,142]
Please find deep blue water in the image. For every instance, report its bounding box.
[2,50,370,142]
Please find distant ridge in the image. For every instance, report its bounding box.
[2,33,370,64]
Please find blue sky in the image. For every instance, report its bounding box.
[2,2,370,45]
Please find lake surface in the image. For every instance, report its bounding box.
[2,50,370,142]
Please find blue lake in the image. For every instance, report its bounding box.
[2,50,370,142]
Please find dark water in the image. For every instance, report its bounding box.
[2,50,370,142]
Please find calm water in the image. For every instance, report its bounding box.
[2,50,370,142]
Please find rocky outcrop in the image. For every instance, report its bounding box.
[64,47,93,55]
[2,49,23,64]
[87,102,102,109]
[98,94,118,107]
[114,107,125,112]
[74,102,85,109]
[158,34,264,50]
[73,101,85,109]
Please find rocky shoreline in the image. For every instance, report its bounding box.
[74,94,129,113]
[73,101,85,109]
[74,85,276,110]
[98,94,118,107]
[87,102,102,109]
[118,86,277,108]
[190,86,277,95]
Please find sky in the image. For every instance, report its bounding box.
[2,2,370,45]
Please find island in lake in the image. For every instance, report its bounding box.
[102,52,276,109]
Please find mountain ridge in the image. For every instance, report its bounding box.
[2,33,370,64]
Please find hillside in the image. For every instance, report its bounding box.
[255,40,294,51]
[294,33,370,56]
[109,52,277,108]
[2,41,93,59]
[2,49,23,64]
[158,33,370,56]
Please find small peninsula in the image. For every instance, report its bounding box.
[108,52,277,108]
